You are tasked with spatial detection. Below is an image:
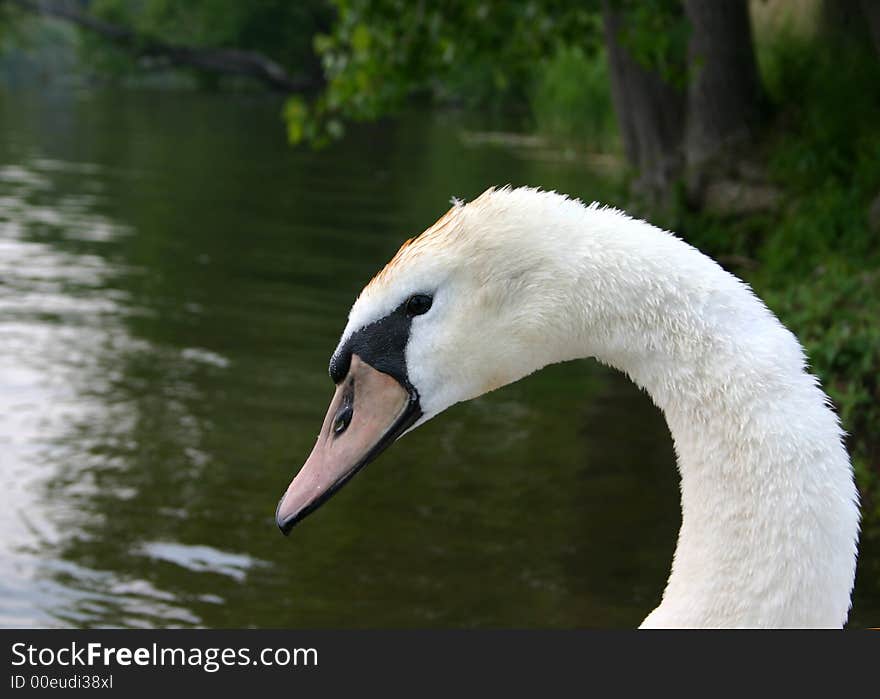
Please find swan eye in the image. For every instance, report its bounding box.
[406,294,432,317]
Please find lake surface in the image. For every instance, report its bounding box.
[0,89,876,628]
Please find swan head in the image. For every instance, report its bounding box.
[276,187,580,533]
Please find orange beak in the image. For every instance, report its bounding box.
[275,354,420,534]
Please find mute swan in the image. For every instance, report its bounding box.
[275,186,860,628]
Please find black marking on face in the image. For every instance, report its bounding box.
[329,294,432,390]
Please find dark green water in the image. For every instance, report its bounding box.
[0,90,876,628]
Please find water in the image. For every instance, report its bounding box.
[0,89,876,628]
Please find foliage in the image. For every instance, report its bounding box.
[285,0,602,146]
[766,266,880,518]
[762,27,880,180]
[530,44,616,150]
[284,0,695,146]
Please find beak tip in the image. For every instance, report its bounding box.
[275,500,297,536]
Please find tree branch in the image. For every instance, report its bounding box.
[7,0,320,93]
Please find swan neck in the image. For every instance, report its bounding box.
[531,204,859,627]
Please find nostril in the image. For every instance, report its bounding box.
[332,405,353,436]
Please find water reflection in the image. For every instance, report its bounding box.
[0,90,875,628]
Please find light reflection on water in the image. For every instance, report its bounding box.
[0,90,876,628]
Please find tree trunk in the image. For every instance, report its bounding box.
[601,0,685,202]
[683,0,763,173]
